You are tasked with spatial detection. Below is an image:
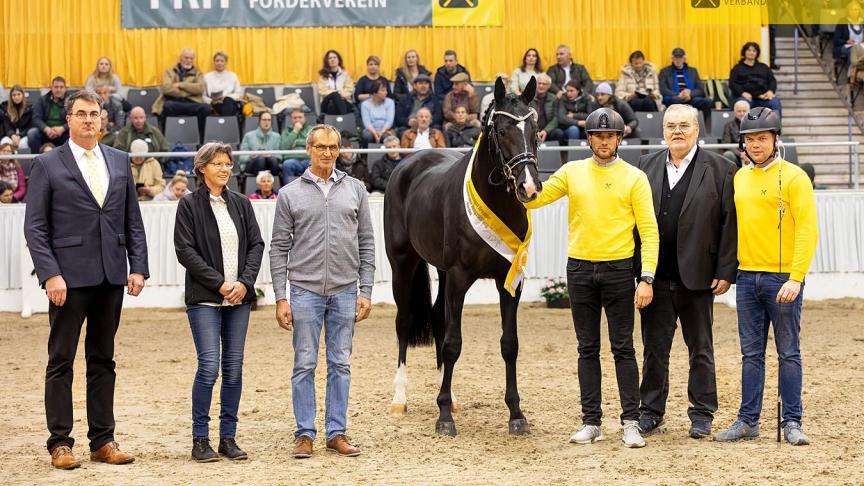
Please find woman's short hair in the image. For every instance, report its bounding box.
[255,170,274,184]
[193,142,233,178]
[383,135,399,145]
[740,42,761,60]
[213,50,228,62]
[170,170,189,186]
[370,78,388,95]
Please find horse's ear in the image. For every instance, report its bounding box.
[521,77,536,104]
[494,76,506,105]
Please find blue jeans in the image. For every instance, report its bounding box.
[564,125,582,140]
[735,271,803,426]
[735,96,782,117]
[187,304,251,439]
[282,159,310,177]
[291,284,357,440]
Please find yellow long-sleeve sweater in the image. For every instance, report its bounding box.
[734,158,818,282]
[524,158,659,274]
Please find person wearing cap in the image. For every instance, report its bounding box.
[433,49,473,103]
[634,104,738,440]
[659,48,713,122]
[523,107,659,449]
[715,107,817,446]
[129,138,165,201]
[589,82,638,138]
[442,72,480,130]
[529,73,564,143]
[394,72,442,135]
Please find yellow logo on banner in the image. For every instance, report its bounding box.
[433,0,501,26]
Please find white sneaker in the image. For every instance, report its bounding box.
[622,420,646,448]
[569,424,604,444]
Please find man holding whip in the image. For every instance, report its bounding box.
[714,107,817,446]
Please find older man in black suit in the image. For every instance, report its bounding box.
[634,104,737,439]
[24,90,149,469]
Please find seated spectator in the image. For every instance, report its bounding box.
[152,48,210,139]
[442,73,480,130]
[369,135,402,193]
[833,1,864,81]
[1,85,35,150]
[401,107,446,149]
[800,163,826,190]
[531,73,564,143]
[511,48,544,96]
[336,136,369,188]
[27,76,69,148]
[39,143,55,153]
[729,42,781,115]
[590,82,638,138]
[355,56,393,105]
[360,79,395,145]
[203,51,244,116]
[153,170,191,201]
[281,108,312,177]
[317,49,355,115]
[394,73,441,135]
[114,106,169,154]
[84,56,123,98]
[481,72,511,117]
[616,50,663,112]
[445,106,481,148]
[248,170,278,200]
[129,139,165,201]
[240,111,281,176]
[547,44,594,97]
[96,109,117,147]
[557,80,593,140]
[0,180,14,204]
[659,48,713,121]
[434,50,473,103]
[0,138,26,202]
[95,82,125,134]
[722,99,750,167]
[394,49,432,102]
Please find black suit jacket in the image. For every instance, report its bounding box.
[24,141,149,288]
[635,147,737,290]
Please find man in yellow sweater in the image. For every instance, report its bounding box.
[715,107,817,446]
[525,108,659,448]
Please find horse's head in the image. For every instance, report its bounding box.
[485,76,542,203]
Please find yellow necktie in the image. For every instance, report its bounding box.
[84,149,105,206]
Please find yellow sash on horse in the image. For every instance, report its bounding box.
[462,132,532,297]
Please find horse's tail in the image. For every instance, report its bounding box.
[407,260,434,347]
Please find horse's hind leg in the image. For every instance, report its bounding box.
[432,270,458,413]
[496,277,529,435]
[390,253,426,417]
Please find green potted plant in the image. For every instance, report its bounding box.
[251,287,265,311]
[540,277,569,308]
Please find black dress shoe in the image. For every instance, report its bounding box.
[689,419,712,439]
[218,438,248,460]
[637,414,666,435]
[192,438,219,463]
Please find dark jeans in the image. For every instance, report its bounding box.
[639,279,717,422]
[735,271,803,426]
[627,95,658,112]
[320,92,354,116]
[244,156,282,176]
[187,303,251,439]
[162,98,211,139]
[46,284,124,452]
[567,257,640,425]
[213,97,241,116]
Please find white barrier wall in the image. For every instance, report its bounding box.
[2,191,864,314]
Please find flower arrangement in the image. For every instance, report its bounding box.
[540,277,569,307]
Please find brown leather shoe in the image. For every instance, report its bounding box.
[326,434,361,457]
[292,435,313,459]
[51,445,81,470]
[90,441,135,465]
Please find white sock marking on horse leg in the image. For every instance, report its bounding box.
[393,363,407,405]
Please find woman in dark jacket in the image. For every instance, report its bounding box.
[174,142,265,463]
[1,85,35,149]
[556,80,593,140]
[393,49,432,102]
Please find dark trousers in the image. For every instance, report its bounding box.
[567,258,640,425]
[162,98,211,139]
[212,97,241,116]
[627,95,658,112]
[45,284,124,452]
[638,279,718,422]
[244,156,282,176]
[320,92,354,116]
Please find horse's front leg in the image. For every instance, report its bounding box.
[496,277,529,435]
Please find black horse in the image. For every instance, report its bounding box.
[384,77,542,436]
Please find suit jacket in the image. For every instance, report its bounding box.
[24,141,149,288]
[635,147,737,290]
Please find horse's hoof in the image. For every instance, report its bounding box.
[389,403,407,417]
[435,421,457,437]
[509,418,530,436]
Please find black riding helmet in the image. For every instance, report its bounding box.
[584,108,626,133]
[738,107,781,160]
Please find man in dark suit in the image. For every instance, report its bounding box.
[634,103,737,439]
[24,90,149,469]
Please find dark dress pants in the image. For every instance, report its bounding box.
[45,283,124,452]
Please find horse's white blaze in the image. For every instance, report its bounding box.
[517,120,528,151]
[392,363,408,405]
[522,166,538,197]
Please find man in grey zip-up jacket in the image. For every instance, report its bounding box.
[269,124,374,459]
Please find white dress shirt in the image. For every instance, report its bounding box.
[68,139,110,198]
[665,143,698,190]
[413,128,432,149]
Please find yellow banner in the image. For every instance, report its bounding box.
[433,0,502,26]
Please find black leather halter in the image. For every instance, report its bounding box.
[485,107,539,188]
